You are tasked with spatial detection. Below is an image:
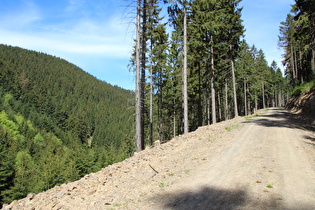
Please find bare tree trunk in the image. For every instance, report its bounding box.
[217,90,222,122]
[248,88,251,115]
[255,92,258,112]
[206,85,211,125]
[183,5,189,134]
[278,89,282,107]
[173,98,176,138]
[244,79,247,116]
[272,90,275,107]
[290,44,296,84]
[158,70,163,142]
[141,0,147,136]
[211,42,216,124]
[230,45,238,117]
[198,66,202,126]
[149,61,153,145]
[225,80,229,120]
[294,48,298,84]
[262,81,266,109]
[135,0,143,152]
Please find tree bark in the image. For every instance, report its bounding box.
[255,92,258,112]
[244,79,247,116]
[231,56,238,117]
[225,80,229,120]
[149,60,153,145]
[135,0,143,152]
[217,90,222,122]
[183,5,189,134]
[211,42,216,124]
[262,81,266,109]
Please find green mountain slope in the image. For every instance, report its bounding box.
[0,44,135,204]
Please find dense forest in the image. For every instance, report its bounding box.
[279,0,315,88]
[0,44,134,204]
[131,0,289,149]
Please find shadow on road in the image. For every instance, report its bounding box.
[303,134,315,147]
[242,108,315,133]
[151,185,313,210]
[155,186,247,210]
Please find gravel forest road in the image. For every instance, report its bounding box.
[147,108,315,209]
[6,108,315,210]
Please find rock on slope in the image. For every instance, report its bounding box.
[2,116,245,210]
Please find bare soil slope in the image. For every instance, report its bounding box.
[3,108,315,210]
[286,88,315,123]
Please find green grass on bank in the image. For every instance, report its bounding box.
[292,80,315,96]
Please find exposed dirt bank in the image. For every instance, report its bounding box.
[286,88,315,124]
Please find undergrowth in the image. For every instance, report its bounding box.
[292,80,315,96]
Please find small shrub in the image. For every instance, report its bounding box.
[266,184,273,188]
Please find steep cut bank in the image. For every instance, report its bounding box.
[3,108,315,209]
[286,87,315,123]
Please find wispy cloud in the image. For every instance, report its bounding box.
[0,0,134,58]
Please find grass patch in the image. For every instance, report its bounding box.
[184,170,190,174]
[266,184,273,188]
[245,108,269,120]
[292,80,315,96]
[225,124,239,132]
[159,182,169,187]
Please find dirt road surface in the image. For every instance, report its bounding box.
[6,108,315,210]
[148,108,315,209]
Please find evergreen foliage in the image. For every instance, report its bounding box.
[279,0,315,87]
[0,44,135,204]
[131,0,288,148]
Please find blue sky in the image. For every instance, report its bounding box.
[0,0,294,90]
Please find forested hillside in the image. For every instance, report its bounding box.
[0,44,134,204]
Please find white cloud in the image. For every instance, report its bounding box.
[0,9,133,57]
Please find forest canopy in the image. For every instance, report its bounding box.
[0,44,135,204]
